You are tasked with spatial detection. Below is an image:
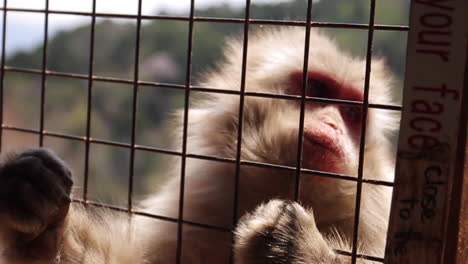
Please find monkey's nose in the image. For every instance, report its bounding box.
[324,120,338,130]
[319,118,342,135]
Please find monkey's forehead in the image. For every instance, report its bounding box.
[223,28,365,86]
[201,27,394,105]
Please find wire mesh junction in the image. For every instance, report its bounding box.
[0,1,408,263]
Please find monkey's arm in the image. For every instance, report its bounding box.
[0,148,145,264]
[59,205,146,264]
[234,200,362,264]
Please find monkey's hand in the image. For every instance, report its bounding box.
[0,148,73,262]
[234,200,352,264]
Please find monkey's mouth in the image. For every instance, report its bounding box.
[302,130,343,157]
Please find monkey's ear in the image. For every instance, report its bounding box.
[371,57,388,73]
[371,57,393,82]
[370,57,395,103]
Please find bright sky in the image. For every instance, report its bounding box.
[3,0,291,55]
[6,0,288,15]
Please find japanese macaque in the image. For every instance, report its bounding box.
[0,28,397,264]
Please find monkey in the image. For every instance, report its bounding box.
[0,27,398,263]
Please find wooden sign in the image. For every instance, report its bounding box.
[385,0,468,263]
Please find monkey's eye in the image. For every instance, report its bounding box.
[289,71,365,125]
[287,71,336,99]
[308,78,328,98]
[341,106,362,123]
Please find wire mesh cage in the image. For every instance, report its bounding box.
[0,0,466,263]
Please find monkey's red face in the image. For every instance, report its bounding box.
[287,71,364,174]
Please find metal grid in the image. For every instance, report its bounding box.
[0,1,409,263]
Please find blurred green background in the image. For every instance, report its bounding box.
[2,0,409,206]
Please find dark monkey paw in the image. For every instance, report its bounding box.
[0,148,73,260]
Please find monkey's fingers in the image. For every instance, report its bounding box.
[0,148,73,260]
[234,199,337,264]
